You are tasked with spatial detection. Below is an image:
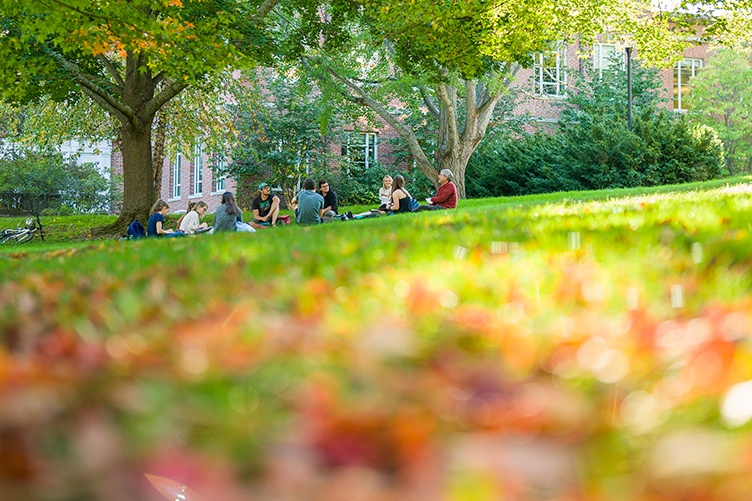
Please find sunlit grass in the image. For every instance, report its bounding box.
[2,177,752,499]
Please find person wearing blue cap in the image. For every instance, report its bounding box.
[251,182,280,226]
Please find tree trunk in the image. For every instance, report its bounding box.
[327,66,516,202]
[90,122,154,238]
[437,153,470,199]
[152,110,168,202]
[90,51,159,238]
[724,140,735,176]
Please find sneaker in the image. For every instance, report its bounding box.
[346,211,354,220]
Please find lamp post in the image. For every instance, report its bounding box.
[626,46,633,131]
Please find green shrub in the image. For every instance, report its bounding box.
[467,60,726,197]
[0,150,115,215]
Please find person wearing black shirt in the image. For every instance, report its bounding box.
[318,180,339,223]
[251,182,280,226]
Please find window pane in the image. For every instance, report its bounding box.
[673,58,702,111]
[534,44,566,96]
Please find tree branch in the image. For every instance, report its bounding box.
[41,0,142,31]
[326,67,435,179]
[145,80,190,118]
[419,86,440,117]
[97,54,125,90]
[49,52,133,122]
[477,64,520,118]
[465,79,478,130]
[436,82,459,147]
[253,0,282,23]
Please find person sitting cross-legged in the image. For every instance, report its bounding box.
[178,201,210,235]
[318,180,339,223]
[213,191,263,233]
[346,175,397,220]
[252,182,280,226]
[147,199,183,238]
[390,174,415,214]
[417,168,458,211]
[290,178,324,226]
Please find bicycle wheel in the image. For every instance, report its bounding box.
[0,231,31,244]
[15,231,33,244]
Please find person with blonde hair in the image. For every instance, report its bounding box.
[179,201,209,235]
[378,175,393,210]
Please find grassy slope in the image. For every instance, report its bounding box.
[2,176,752,499]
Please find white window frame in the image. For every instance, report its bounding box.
[192,141,203,196]
[533,43,567,98]
[593,43,624,75]
[171,152,182,199]
[342,132,378,169]
[213,155,226,193]
[674,58,702,112]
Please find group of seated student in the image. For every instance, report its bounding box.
[147,199,210,238]
[346,169,457,220]
[145,169,458,237]
[288,178,346,225]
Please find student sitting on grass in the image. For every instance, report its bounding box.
[213,192,263,233]
[347,175,395,219]
[214,192,246,233]
[147,200,183,237]
[318,180,339,223]
[417,168,457,211]
[252,182,280,227]
[290,178,324,226]
[390,174,414,213]
[179,201,209,235]
[378,175,393,209]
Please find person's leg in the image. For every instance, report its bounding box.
[417,204,443,211]
[322,210,336,223]
[270,197,280,225]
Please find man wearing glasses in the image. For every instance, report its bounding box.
[318,180,339,223]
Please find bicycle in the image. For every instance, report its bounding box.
[1,217,40,245]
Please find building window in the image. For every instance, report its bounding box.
[593,43,623,75]
[341,132,378,169]
[172,152,182,199]
[213,155,226,193]
[533,43,567,97]
[674,58,702,111]
[193,141,203,195]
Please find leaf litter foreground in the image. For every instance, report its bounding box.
[2,184,752,500]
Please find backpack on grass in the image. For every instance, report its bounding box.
[410,197,419,212]
[126,219,146,240]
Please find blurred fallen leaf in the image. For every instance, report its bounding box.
[145,474,208,501]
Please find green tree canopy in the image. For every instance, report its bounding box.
[228,72,342,204]
[687,49,752,175]
[0,0,283,234]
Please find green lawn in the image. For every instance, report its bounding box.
[2,176,752,499]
